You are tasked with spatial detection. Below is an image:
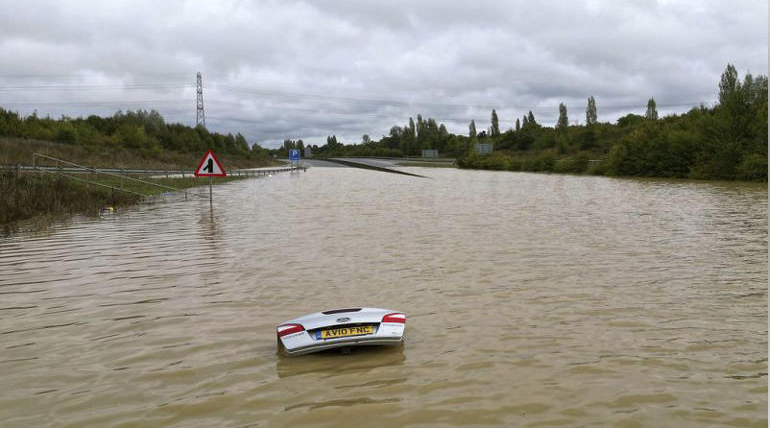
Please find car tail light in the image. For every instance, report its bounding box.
[277,324,305,337]
[382,313,406,324]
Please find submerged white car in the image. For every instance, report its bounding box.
[276,307,406,356]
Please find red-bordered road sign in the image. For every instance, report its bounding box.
[194,149,227,177]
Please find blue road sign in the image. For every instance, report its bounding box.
[289,149,301,161]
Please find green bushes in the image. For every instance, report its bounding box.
[605,123,698,178]
[736,154,768,181]
[452,65,767,181]
[519,153,556,172]
[0,108,274,167]
[55,123,78,144]
[459,151,591,174]
[457,152,510,170]
[476,153,512,170]
[553,154,589,173]
[0,171,142,234]
[0,171,248,234]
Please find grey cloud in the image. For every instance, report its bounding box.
[0,0,766,147]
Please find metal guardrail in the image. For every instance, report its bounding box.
[2,154,310,201]
[29,153,202,200]
[2,164,308,176]
[9,164,197,176]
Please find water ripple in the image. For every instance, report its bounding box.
[0,169,766,427]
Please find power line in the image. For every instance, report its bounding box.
[0,100,189,106]
[0,72,193,79]
[0,84,191,92]
[210,84,501,110]
[0,97,711,111]
[0,80,713,111]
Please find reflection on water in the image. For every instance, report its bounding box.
[0,168,766,427]
[276,345,406,379]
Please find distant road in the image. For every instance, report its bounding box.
[334,157,403,168]
[303,157,454,169]
[302,158,427,177]
[301,159,346,168]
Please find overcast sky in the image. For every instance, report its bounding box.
[0,0,767,148]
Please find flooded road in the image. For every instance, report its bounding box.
[1,168,767,427]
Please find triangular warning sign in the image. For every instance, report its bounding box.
[194,149,227,177]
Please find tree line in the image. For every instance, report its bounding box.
[278,64,767,181]
[0,108,272,162]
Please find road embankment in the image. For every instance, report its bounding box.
[0,171,246,236]
[321,158,428,177]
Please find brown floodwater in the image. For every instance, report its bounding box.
[0,167,767,427]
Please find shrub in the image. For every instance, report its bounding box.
[553,154,589,173]
[55,123,77,144]
[521,152,555,172]
[736,153,768,181]
[586,160,608,175]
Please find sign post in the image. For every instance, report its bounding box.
[194,149,227,205]
[289,149,300,167]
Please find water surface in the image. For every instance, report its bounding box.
[1,168,766,427]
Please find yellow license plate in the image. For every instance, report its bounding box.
[319,325,374,339]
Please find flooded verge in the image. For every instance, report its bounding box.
[0,168,766,427]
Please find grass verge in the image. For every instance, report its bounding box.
[1,171,247,236]
[0,137,282,170]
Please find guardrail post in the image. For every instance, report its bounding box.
[15,164,20,178]
[165,168,169,178]
[120,168,124,189]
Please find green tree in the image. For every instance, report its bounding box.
[469,120,477,139]
[118,124,148,149]
[527,110,536,125]
[557,103,569,132]
[719,63,739,104]
[586,96,597,125]
[645,98,658,120]
[55,122,78,144]
[235,133,249,152]
[515,118,520,132]
[606,122,696,178]
[490,109,500,137]
[416,114,426,148]
[425,118,439,149]
[406,117,416,155]
[326,135,340,148]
